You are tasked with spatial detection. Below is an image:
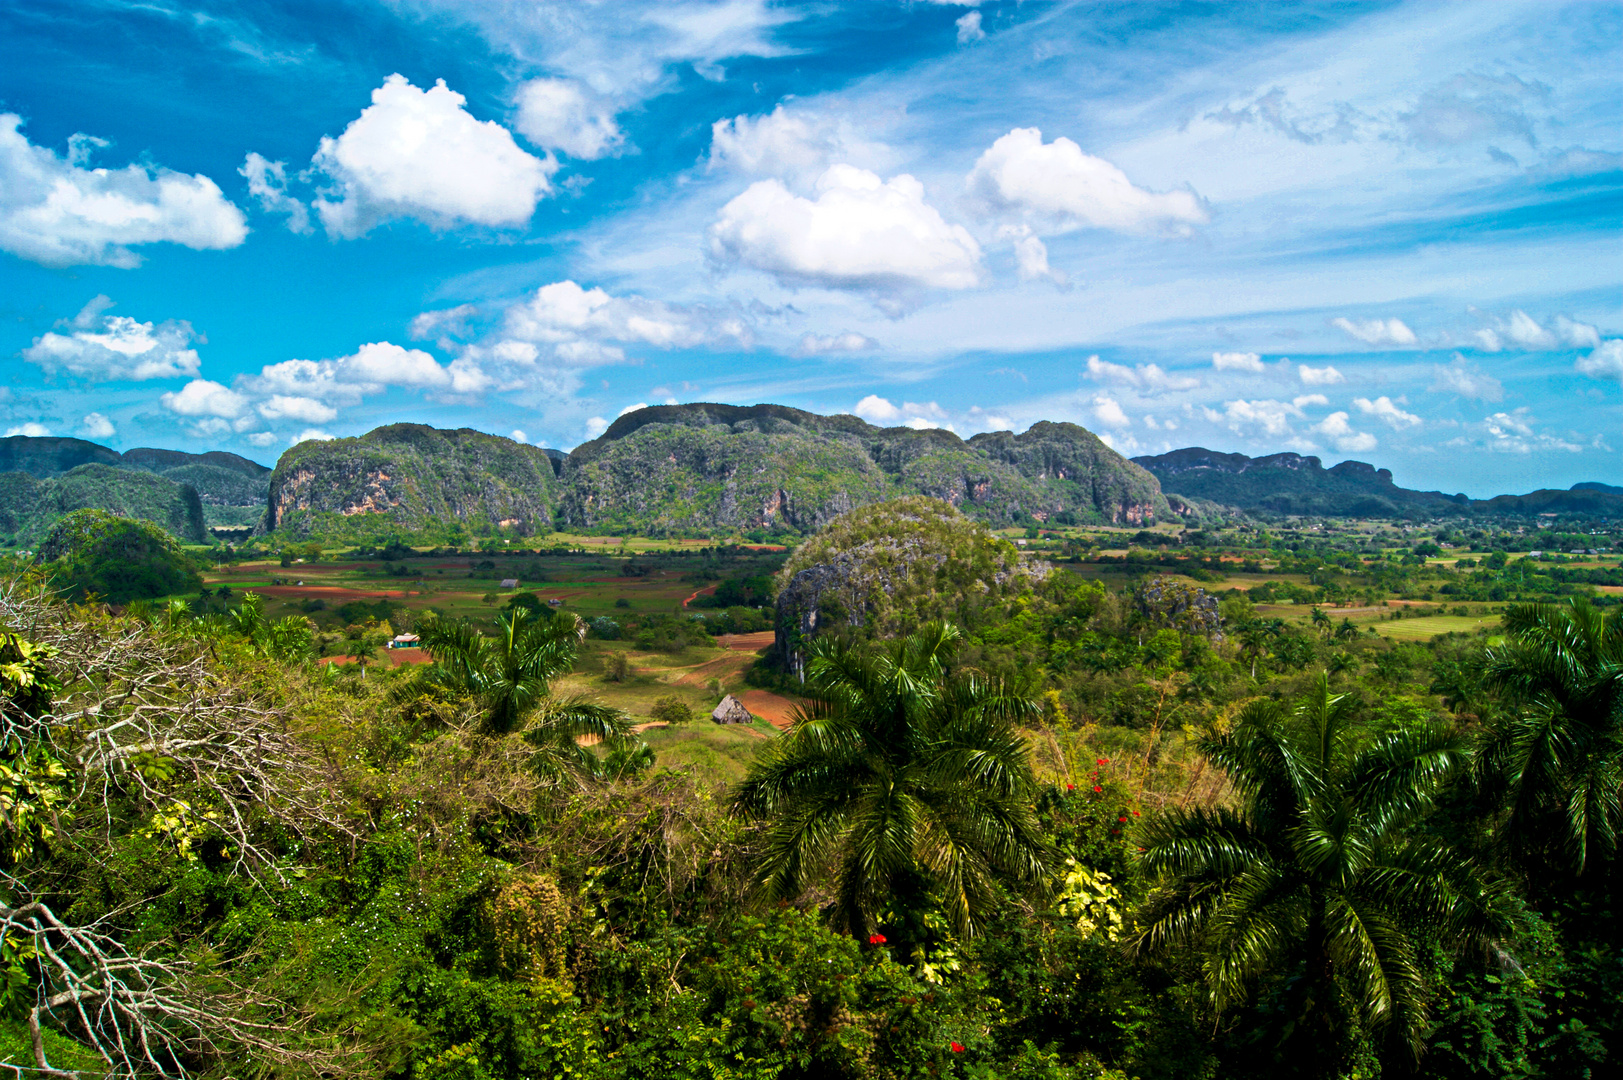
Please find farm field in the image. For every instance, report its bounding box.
[1373,614,1503,640]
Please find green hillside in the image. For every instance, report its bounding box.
[556,403,1168,535]
[1,464,207,546]
[265,423,564,541]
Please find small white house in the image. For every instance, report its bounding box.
[500,578,519,588]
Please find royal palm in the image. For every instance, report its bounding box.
[417,607,629,780]
[734,623,1051,940]
[1132,674,1509,1075]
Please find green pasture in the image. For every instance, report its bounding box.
[631,718,780,784]
[1374,614,1502,640]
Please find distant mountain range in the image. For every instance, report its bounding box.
[1131,447,1620,519]
[2,416,1616,547]
[0,435,268,544]
[262,404,1168,539]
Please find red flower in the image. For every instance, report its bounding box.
[1118,816,1129,823]
[1132,810,1140,817]
[1097,757,1109,765]
[1066,783,1075,790]
[868,933,887,945]
[1093,785,1103,793]
[950,1042,965,1053]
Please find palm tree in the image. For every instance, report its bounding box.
[1132,673,1511,1076]
[733,623,1052,941]
[417,607,630,780]
[1311,605,1332,640]
[1480,598,1623,875]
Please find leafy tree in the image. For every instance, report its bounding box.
[734,623,1052,941]
[1480,598,1623,875]
[1132,673,1512,1077]
[417,608,630,779]
[648,695,693,724]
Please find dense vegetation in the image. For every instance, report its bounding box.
[0,465,208,547]
[35,509,203,601]
[0,493,1617,1079]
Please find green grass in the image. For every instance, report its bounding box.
[636,718,778,784]
[0,1018,107,1076]
[1375,615,1502,640]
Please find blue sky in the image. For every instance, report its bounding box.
[1,0,1618,497]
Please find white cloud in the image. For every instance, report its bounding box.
[1467,409,1583,454]
[1576,340,1623,382]
[1330,316,1416,346]
[1212,351,1264,373]
[1473,328,1502,352]
[312,75,556,238]
[289,429,335,446]
[617,402,649,417]
[82,412,115,439]
[1208,398,1305,438]
[1091,394,1131,429]
[1314,411,1377,453]
[1084,355,1199,393]
[1554,315,1601,349]
[514,77,624,160]
[709,105,844,186]
[1503,309,1555,349]
[1298,364,1345,385]
[853,395,901,424]
[256,395,338,424]
[246,432,279,447]
[408,303,481,341]
[504,280,743,350]
[708,165,983,301]
[1353,396,1422,429]
[1292,394,1329,408]
[23,297,202,381]
[4,423,51,438]
[966,127,1208,236]
[239,152,310,233]
[584,416,610,438]
[0,113,246,269]
[510,429,528,444]
[161,379,249,419]
[341,341,453,389]
[797,331,877,355]
[955,11,985,44]
[1429,356,1503,401]
[997,224,1067,286]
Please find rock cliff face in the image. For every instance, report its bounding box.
[556,403,1170,534]
[263,424,562,539]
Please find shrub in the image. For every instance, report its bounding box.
[602,651,631,682]
[648,695,693,724]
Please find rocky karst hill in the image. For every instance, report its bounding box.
[555,403,1168,534]
[264,424,563,540]
[0,465,206,546]
[1131,447,1469,518]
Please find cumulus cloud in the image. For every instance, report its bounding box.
[709,165,982,303]
[1331,316,1416,346]
[23,297,203,382]
[1206,398,1308,439]
[239,152,311,233]
[1576,340,1623,382]
[1473,309,1600,352]
[851,395,949,428]
[966,127,1208,236]
[256,395,338,424]
[996,224,1066,286]
[5,423,51,438]
[310,75,556,238]
[1292,394,1329,409]
[584,416,610,438]
[503,280,747,351]
[1314,412,1377,453]
[797,331,877,355]
[514,78,624,160]
[709,106,847,187]
[1429,356,1503,401]
[1354,396,1422,430]
[1212,351,1264,373]
[0,113,246,268]
[1091,395,1131,429]
[1084,355,1199,394]
[82,412,115,439]
[955,11,985,44]
[1298,364,1345,386]
[161,379,249,420]
[1464,409,1583,454]
[289,429,335,446]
